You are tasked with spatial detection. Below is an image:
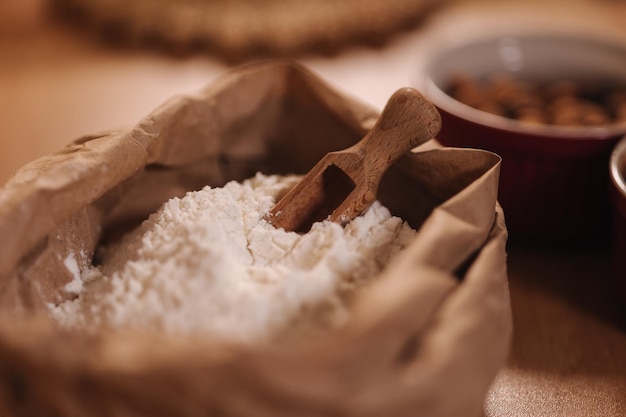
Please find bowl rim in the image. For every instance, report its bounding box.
[421,31,626,140]
[611,137,626,198]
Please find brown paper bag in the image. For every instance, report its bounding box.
[0,61,511,417]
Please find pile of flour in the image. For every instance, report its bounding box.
[49,173,416,344]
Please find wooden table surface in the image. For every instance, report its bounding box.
[1,1,626,416]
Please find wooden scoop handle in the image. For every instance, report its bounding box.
[266,87,441,233]
[324,88,441,225]
[351,87,441,173]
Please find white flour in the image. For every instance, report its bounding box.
[49,173,416,344]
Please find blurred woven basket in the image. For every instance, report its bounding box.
[49,0,442,60]
[0,61,511,417]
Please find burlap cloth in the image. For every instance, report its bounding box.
[0,61,511,417]
[50,0,442,60]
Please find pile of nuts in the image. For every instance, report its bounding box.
[447,73,626,126]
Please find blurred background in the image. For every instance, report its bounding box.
[1,0,626,416]
[1,0,625,184]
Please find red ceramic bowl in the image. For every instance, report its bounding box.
[420,33,626,242]
[610,137,626,300]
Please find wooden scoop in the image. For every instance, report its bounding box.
[266,87,441,233]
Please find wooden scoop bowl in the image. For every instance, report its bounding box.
[266,87,441,233]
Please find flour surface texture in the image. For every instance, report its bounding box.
[50,173,417,344]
